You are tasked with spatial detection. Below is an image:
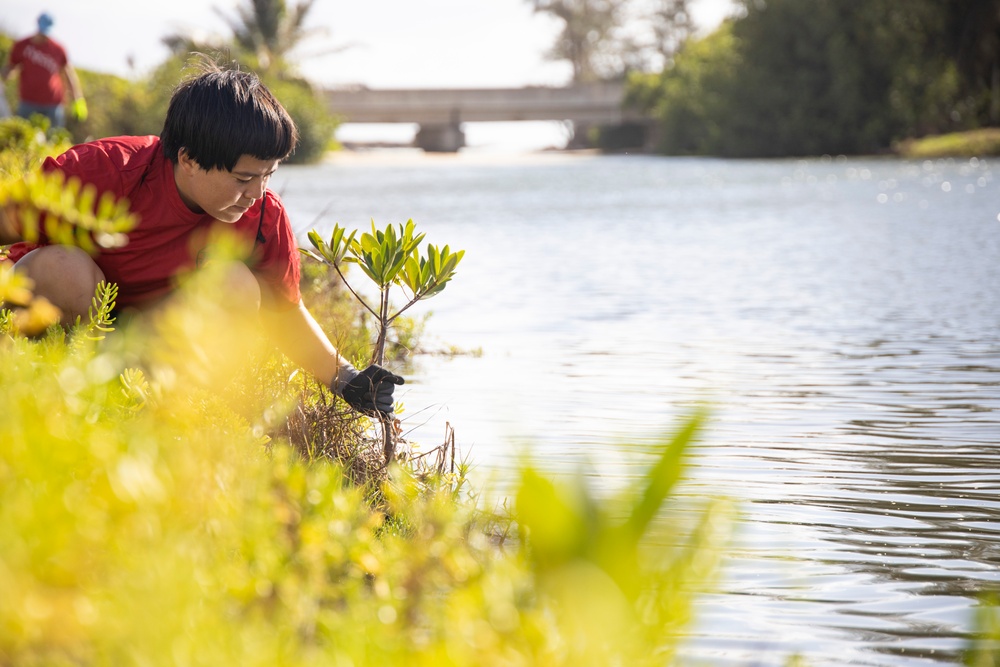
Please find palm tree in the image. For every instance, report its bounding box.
[217,0,322,76]
[163,0,349,80]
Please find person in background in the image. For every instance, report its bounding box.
[2,12,87,128]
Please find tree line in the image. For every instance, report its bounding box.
[532,0,1000,157]
[6,0,997,158]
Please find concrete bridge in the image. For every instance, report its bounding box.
[324,82,641,152]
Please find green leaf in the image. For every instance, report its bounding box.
[621,410,706,546]
[515,466,591,570]
[298,248,325,263]
[401,255,422,294]
[306,229,326,252]
[359,232,378,255]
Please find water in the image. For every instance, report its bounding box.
[271,151,1000,665]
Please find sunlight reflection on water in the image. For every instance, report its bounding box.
[273,152,1000,666]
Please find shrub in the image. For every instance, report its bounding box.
[894,128,1000,158]
[265,77,341,164]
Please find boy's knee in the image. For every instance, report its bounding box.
[15,245,105,324]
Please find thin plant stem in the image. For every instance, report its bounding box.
[332,262,380,320]
[375,284,396,464]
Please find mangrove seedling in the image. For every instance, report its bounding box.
[302,218,464,462]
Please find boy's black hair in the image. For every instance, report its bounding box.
[160,64,298,171]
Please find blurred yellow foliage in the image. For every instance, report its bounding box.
[0,262,34,306]
[0,260,733,665]
[11,294,61,336]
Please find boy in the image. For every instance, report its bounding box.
[0,64,401,416]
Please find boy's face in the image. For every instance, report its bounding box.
[175,151,279,223]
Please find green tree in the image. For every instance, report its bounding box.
[722,0,969,154]
[648,0,696,65]
[865,1,963,139]
[528,0,624,82]
[944,1,1000,125]
[631,0,972,157]
[626,23,738,155]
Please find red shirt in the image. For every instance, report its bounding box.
[7,136,302,310]
[9,35,67,106]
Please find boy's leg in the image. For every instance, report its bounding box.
[111,260,263,337]
[128,260,262,318]
[14,245,104,326]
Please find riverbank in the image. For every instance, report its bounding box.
[894,127,1000,158]
[333,127,1000,163]
[320,145,601,167]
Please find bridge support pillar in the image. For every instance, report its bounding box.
[567,121,594,149]
[414,123,465,153]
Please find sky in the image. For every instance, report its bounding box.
[4,0,736,89]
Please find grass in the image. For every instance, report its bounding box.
[894,127,1000,158]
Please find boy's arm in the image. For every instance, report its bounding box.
[259,298,403,415]
[62,62,83,102]
[62,63,86,121]
[259,299,347,387]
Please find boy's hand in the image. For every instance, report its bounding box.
[334,363,404,416]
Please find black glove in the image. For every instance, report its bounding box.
[333,363,404,416]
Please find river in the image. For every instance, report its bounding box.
[271,149,1000,666]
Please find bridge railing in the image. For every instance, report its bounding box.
[324,81,639,125]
